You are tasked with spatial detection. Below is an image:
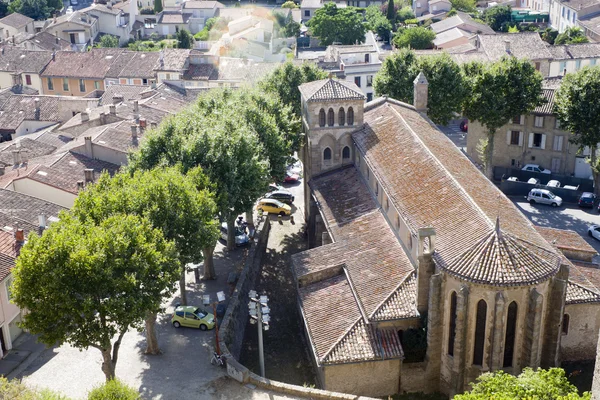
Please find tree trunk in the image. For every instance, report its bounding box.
[144,311,161,355]
[202,245,216,280]
[227,217,236,251]
[485,130,496,180]
[592,146,600,197]
[245,209,254,229]
[100,348,116,382]
[179,266,187,306]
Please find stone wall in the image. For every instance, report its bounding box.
[561,303,600,361]
[322,359,402,397]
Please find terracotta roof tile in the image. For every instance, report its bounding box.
[0,95,61,131]
[535,226,598,255]
[0,12,33,28]
[299,79,365,103]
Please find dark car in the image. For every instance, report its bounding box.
[580,192,596,208]
[266,190,295,204]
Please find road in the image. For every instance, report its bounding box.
[511,198,600,262]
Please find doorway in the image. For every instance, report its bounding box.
[0,327,7,356]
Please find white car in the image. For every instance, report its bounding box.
[506,176,518,182]
[589,225,600,241]
[526,188,562,207]
[66,5,73,13]
[522,164,552,174]
[546,180,560,188]
[527,178,540,185]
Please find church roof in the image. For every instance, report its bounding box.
[440,220,559,286]
[298,78,365,102]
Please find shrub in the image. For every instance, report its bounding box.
[88,380,140,400]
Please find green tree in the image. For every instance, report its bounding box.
[455,368,590,399]
[554,66,600,195]
[483,5,511,31]
[88,380,140,400]
[393,26,435,49]
[374,48,468,125]
[366,5,393,41]
[18,0,51,20]
[0,377,70,400]
[396,6,415,23]
[541,27,559,44]
[154,0,162,13]
[12,214,178,381]
[260,61,328,120]
[72,167,219,348]
[450,0,476,12]
[281,0,298,7]
[8,0,22,14]
[98,34,119,48]
[462,57,544,179]
[0,2,8,18]
[176,28,193,48]
[555,26,589,44]
[387,0,395,21]
[308,3,367,45]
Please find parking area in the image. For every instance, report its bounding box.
[511,197,600,261]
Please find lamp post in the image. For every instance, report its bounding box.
[249,289,270,377]
[204,291,226,356]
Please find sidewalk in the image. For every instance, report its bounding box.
[0,333,47,379]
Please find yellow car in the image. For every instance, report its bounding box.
[256,198,292,216]
[171,306,215,330]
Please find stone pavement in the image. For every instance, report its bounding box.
[0,333,45,378]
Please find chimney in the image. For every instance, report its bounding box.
[77,180,85,191]
[1,48,4,55]
[84,136,93,158]
[139,119,146,131]
[34,98,40,120]
[131,124,138,140]
[53,13,57,24]
[112,94,124,104]
[133,100,139,114]
[563,68,568,76]
[416,227,436,314]
[413,71,429,113]
[81,111,89,121]
[52,51,55,61]
[55,37,59,44]
[14,229,24,256]
[109,104,116,115]
[11,150,20,165]
[38,214,47,235]
[84,168,94,184]
[504,39,511,54]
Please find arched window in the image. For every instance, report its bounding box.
[327,108,334,127]
[338,108,345,126]
[562,314,570,335]
[347,107,354,126]
[319,109,325,127]
[503,301,518,367]
[342,146,350,159]
[473,300,487,366]
[323,147,332,161]
[448,291,457,356]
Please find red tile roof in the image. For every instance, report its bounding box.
[535,226,598,255]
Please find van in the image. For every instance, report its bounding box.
[526,188,562,207]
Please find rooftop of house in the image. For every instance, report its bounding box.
[566,260,600,303]
[50,10,97,27]
[183,0,225,8]
[80,3,125,15]
[99,84,153,105]
[535,226,598,255]
[0,188,65,230]
[299,78,365,102]
[559,42,600,59]
[0,95,61,131]
[23,31,73,51]
[431,11,495,34]
[183,63,216,80]
[560,0,600,10]
[0,138,57,166]
[41,49,125,79]
[0,12,33,29]
[0,230,17,259]
[433,27,473,47]
[478,32,553,61]
[0,86,39,108]
[158,12,192,24]
[111,52,161,79]
[211,57,279,82]
[0,47,53,74]
[156,48,192,71]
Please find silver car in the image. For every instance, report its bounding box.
[526,188,562,207]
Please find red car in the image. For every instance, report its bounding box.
[284,172,300,183]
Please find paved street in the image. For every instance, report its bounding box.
[511,198,600,261]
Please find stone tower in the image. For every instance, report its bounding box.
[413,71,428,113]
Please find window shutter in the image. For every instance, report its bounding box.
[518,132,523,146]
[558,135,563,151]
[507,131,511,145]
[520,115,525,125]
[528,133,534,148]
[553,135,559,151]
[541,134,547,150]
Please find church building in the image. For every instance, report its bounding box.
[291,76,600,397]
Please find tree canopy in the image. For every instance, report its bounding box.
[392,27,435,49]
[450,0,476,12]
[554,66,600,195]
[12,213,178,381]
[260,61,328,121]
[176,28,193,48]
[98,34,120,48]
[374,48,468,125]
[154,0,163,13]
[555,27,589,45]
[386,0,395,21]
[462,56,544,178]
[366,5,393,42]
[281,0,298,8]
[455,368,590,399]
[308,3,367,45]
[396,6,415,23]
[483,5,511,31]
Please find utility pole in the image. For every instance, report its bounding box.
[204,291,226,356]
[249,289,270,378]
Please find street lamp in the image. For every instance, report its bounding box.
[204,291,226,355]
[248,289,270,377]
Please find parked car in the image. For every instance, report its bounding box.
[220,222,249,246]
[287,160,302,175]
[256,198,292,216]
[506,176,518,182]
[171,305,215,330]
[70,0,78,5]
[589,225,600,241]
[268,183,283,192]
[66,6,73,13]
[546,180,560,188]
[265,190,294,205]
[522,164,551,174]
[284,171,300,183]
[564,184,579,190]
[526,188,562,207]
[579,192,596,208]
[527,178,540,185]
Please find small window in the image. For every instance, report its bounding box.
[79,79,86,92]
[354,76,361,87]
[142,78,148,85]
[367,93,373,102]
[534,116,544,127]
[342,146,350,159]
[319,108,326,127]
[366,75,373,87]
[510,131,520,145]
[576,59,581,70]
[323,147,332,161]
[375,181,379,196]
[348,107,354,126]
[535,62,541,71]
[304,10,310,16]
[25,74,31,85]
[327,108,334,126]
[94,81,100,90]
[5,277,12,301]
[512,115,522,124]
[338,108,345,126]
[473,300,487,366]
[365,54,370,63]
[448,292,457,356]
[533,133,543,148]
[47,78,54,91]
[562,314,569,335]
[555,119,561,129]
[63,78,69,91]
[511,159,516,166]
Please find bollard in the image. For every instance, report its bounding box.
[278,214,282,223]
[290,215,294,224]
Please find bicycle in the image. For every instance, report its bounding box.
[211,351,224,367]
